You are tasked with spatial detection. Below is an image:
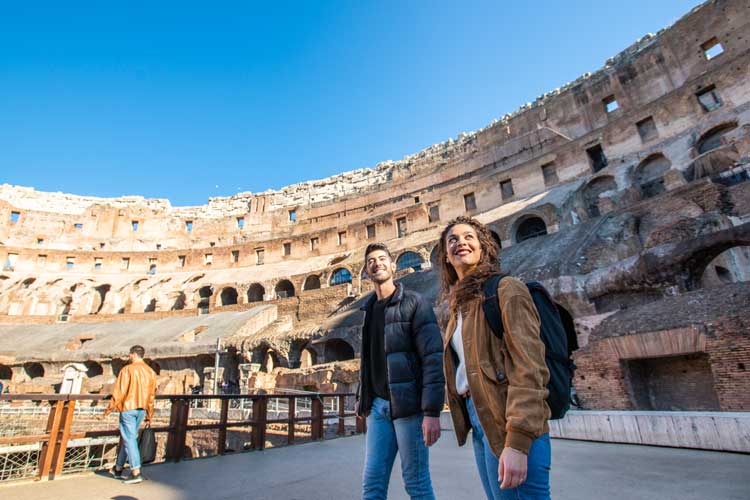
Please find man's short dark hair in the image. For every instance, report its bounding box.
[364,243,393,263]
[130,345,145,358]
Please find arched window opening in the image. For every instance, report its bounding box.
[324,339,355,362]
[220,287,238,306]
[24,362,44,379]
[171,292,186,311]
[330,268,353,287]
[145,359,162,375]
[490,231,502,250]
[636,154,671,199]
[22,278,36,288]
[515,217,548,243]
[303,275,321,291]
[275,279,295,299]
[697,123,738,155]
[262,349,281,373]
[247,283,265,303]
[84,361,103,378]
[429,245,439,268]
[144,298,157,313]
[111,358,127,377]
[93,284,111,314]
[699,246,750,289]
[0,364,12,380]
[197,286,212,311]
[396,251,424,272]
[300,348,317,368]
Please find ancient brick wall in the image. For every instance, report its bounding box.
[707,315,750,411]
[573,338,633,410]
[625,354,720,411]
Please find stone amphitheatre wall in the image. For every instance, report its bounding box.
[1,0,749,409]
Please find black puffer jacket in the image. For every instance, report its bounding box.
[356,283,445,419]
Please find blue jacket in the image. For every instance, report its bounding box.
[356,283,445,419]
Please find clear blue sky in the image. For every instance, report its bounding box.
[0,1,699,206]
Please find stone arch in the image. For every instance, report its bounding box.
[303,274,322,291]
[300,346,318,368]
[696,122,738,155]
[0,364,11,380]
[111,358,127,377]
[429,244,440,268]
[396,251,424,271]
[197,285,213,310]
[61,296,73,316]
[145,359,162,375]
[490,230,502,250]
[687,122,741,181]
[132,278,148,290]
[581,176,617,218]
[698,245,750,289]
[264,349,281,372]
[274,279,295,299]
[24,362,44,379]
[92,284,111,314]
[171,291,187,310]
[144,298,157,313]
[324,338,355,362]
[184,273,205,285]
[84,361,103,378]
[683,232,750,290]
[250,346,283,373]
[330,268,353,287]
[513,215,548,244]
[219,286,239,306]
[247,283,265,303]
[635,154,671,199]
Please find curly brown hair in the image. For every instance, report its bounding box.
[437,216,502,319]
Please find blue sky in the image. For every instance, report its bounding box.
[0,1,699,206]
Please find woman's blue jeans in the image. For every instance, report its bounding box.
[116,409,146,470]
[362,397,436,500]
[466,398,551,500]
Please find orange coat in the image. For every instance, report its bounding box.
[104,359,157,420]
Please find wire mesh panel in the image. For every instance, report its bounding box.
[0,444,40,482]
[61,438,119,475]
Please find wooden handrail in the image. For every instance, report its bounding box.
[0,392,363,481]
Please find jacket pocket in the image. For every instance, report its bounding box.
[478,360,509,427]
[479,361,509,386]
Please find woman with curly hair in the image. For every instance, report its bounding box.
[438,216,551,500]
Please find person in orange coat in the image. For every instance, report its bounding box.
[103,345,157,484]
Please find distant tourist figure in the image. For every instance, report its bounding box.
[103,344,157,484]
[357,243,445,500]
[438,217,553,500]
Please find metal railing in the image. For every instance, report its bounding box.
[0,392,363,482]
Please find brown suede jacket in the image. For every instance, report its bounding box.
[104,359,157,420]
[444,276,550,456]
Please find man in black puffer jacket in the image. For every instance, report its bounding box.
[357,243,445,500]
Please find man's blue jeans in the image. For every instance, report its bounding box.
[466,397,551,500]
[362,397,435,500]
[116,409,146,471]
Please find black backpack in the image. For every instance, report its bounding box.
[481,274,578,420]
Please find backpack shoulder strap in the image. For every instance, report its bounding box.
[482,274,506,339]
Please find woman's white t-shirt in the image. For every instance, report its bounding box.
[450,312,470,395]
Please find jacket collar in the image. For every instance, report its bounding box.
[360,281,404,311]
